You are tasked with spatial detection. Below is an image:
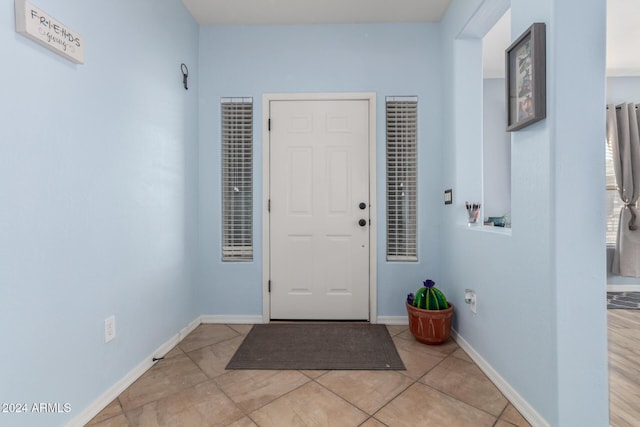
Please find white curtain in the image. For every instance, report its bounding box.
[607,103,640,277]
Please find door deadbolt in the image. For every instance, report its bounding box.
[359,202,367,210]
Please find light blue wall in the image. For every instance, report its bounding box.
[483,78,511,219]
[0,1,199,425]
[441,0,608,425]
[552,1,608,424]
[197,24,445,317]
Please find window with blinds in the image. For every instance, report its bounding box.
[386,96,418,261]
[221,98,253,261]
[606,136,623,245]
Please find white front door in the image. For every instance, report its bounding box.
[269,99,370,320]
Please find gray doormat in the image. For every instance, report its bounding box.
[226,323,406,370]
[607,292,640,309]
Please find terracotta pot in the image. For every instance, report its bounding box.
[406,301,454,345]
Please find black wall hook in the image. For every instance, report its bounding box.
[181,63,189,90]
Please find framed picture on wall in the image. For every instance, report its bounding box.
[506,22,546,132]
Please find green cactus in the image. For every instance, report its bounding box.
[413,279,449,310]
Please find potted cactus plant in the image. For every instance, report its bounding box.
[406,279,454,345]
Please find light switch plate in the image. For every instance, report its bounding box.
[444,189,453,205]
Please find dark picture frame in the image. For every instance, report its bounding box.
[506,23,546,132]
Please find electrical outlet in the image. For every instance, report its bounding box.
[465,289,477,314]
[104,316,116,343]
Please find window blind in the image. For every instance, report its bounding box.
[221,98,253,261]
[386,97,418,261]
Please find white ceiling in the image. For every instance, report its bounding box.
[606,0,640,76]
[182,0,640,77]
[181,0,452,25]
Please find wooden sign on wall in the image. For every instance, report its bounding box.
[15,0,84,64]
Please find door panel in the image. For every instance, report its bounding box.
[288,149,313,214]
[269,99,370,320]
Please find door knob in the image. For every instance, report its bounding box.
[359,202,367,210]
[359,219,367,227]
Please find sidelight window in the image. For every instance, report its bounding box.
[221,97,253,261]
[386,96,418,261]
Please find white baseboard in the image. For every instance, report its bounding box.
[451,330,550,427]
[607,284,640,292]
[200,314,264,324]
[377,316,408,325]
[66,317,201,427]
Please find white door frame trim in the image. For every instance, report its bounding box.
[262,92,377,323]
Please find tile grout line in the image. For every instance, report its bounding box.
[372,348,508,424]
[194,325,257,425]
[367,370,423,422]
[119,354,215,423]
[418,350,514,422]
[367,342,452,422]
[307,374,384,421]
[85,398,125,426]
[90,324,521,426]
[186,324,338,424]
[303,328,436,425]
[418,347,512,424]
[364,329,461,423]
[240,373,317,421]
[419,381,502,422]
[492,401,512,427]
[117,325,246,426]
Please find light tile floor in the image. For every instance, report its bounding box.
[87,324,531,427]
